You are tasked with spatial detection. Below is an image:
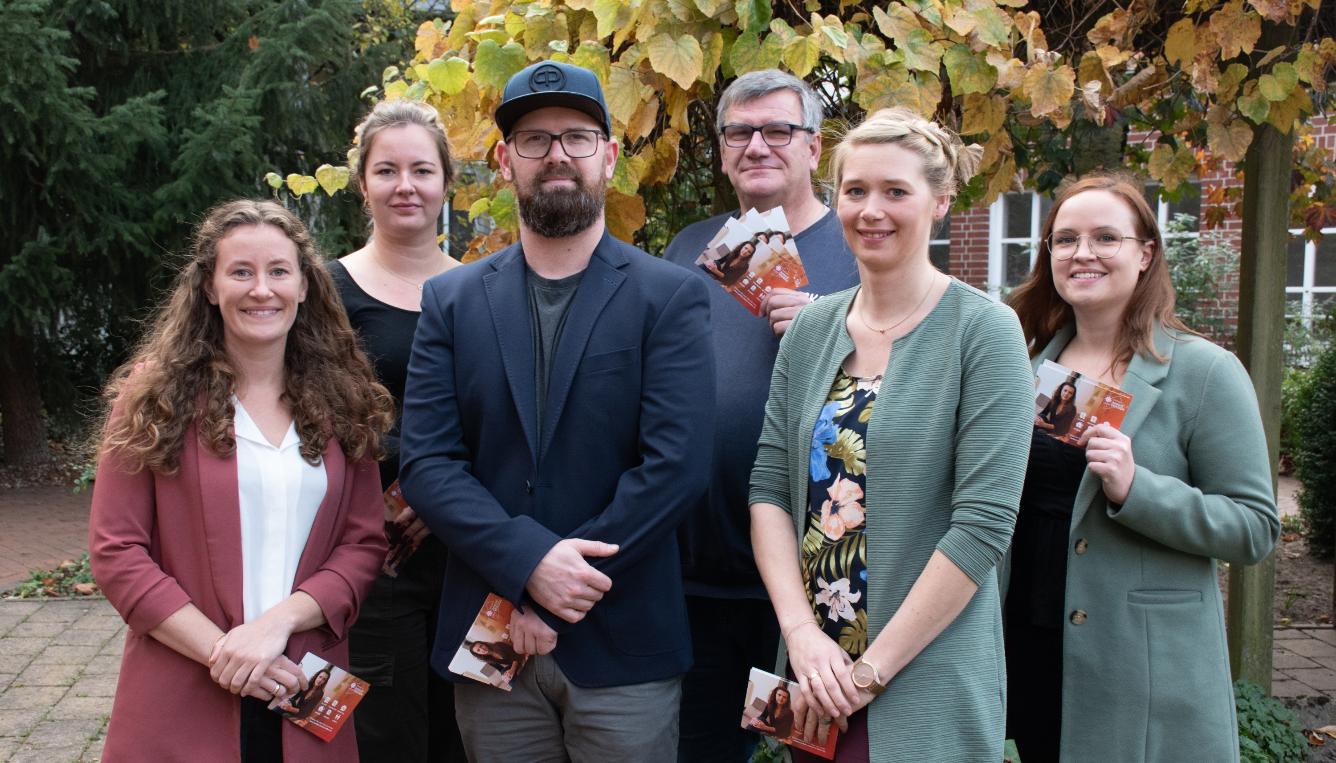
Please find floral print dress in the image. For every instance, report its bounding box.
[802,368,876,658]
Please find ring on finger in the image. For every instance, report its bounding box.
[808,670,821,682]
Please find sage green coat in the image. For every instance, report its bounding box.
[749,281,1034,761]
[1027,324,1279,762]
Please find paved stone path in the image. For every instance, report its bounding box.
[0,476,1321,761]
[0,599,122,762]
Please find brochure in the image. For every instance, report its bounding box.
[381,480,420,578]
[447,593,528,691]
[694,207,809,316]
[1033,359,1134,446]
[741,667,839,759]
[268,653,368,742]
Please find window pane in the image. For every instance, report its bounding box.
[1143,183,1162,212]
[1039,194,1054,228]
[1287,236,1307,288]
[1005,193,1032,239]
[930,243,950,272]
[1317,234,1336,287]
[1166,184,1201,228]
[1005,242,1032,287]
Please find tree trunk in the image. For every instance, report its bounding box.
[1225,119,1291,691]
[0,323,50,465]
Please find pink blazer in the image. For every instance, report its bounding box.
[89,425,386,762]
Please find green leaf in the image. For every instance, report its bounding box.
[647,33,705,89]
[427,57,471,96]
[573,42,612,85]
[473,40,527,92]
[965,0,1013,47]
[1237,83,1271,123]
[606,64,648,126]
[735,0,771,34]
[943,44,996,95]
[782,34,821,78]
[468,197,490,221]
[898,27,944,72]
[594,0,633,38]
[264,172,283,190]
[490,187,518,230]
[730,31,762,74]
[872,4,919,41]
[1258,62,1299,101]
[314,164,350,196]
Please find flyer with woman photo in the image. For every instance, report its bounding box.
[447,593,527,691]
[1033,359,1133,445]
[694,207,808,316]
[740,667,838,759]
[268,653,369,742]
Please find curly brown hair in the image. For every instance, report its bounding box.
[98,199,394,474]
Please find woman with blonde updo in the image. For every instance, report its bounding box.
[89,199,393,761]
[749,108,1033,760]
[328,99,466,761]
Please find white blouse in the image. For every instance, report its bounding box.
[233,399,327,623]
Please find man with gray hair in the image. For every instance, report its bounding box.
[662,69,858,760]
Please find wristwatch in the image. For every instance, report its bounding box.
[851,658,887,695]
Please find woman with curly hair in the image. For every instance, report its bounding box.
[89,199,394,761]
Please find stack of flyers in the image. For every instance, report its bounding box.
[447,593,528,691]
[381,480,420,578]
[694,207,809,316]
[268,653,369,742]
[1033,359,1134,446]
[740,668,838,759]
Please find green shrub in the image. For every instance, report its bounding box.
[1281,365,1313,473]
[1235,680,1306,762]
[1296,340,1336,557]
[1164,215,1236,339]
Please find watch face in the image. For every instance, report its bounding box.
[852,662,875,688]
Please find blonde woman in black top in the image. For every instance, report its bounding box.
[330,100,463,763]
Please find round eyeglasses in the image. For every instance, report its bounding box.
[719,122,815,148]
[1047,231,1151,260]
[509,129,604,159]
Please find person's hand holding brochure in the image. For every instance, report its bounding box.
[741,667,839,759]
[268,653,369,742]
[448,593,529,691]
[1032,359,1133,446]
[694,208,809,316]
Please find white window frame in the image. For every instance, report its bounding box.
[1287,227,1336,325]
[986,192,1046,297]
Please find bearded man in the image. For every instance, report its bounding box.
[399,60,715,762]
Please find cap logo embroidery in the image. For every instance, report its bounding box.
[530,65,566,91]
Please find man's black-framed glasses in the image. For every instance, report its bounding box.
[719,122,814,148]
[1047,230,1151,260]
[509,129,604,159]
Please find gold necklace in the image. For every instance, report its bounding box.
[371,247,444,292]
[857,276,937,336]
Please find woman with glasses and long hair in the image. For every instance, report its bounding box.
[329,99,466,762]
[89,199,393,761]
[1004,173,1279,762]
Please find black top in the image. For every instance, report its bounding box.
[527,266,583,437]
[1006,428,1088,629]
[1038,401,1077,439]
[327,260,420,488]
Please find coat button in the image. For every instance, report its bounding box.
[1070,609,1087,625]
[1074,538,1089,555]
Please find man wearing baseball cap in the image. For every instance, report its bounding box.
[400,60,715,760]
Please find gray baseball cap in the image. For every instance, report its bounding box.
[495,61,611,138]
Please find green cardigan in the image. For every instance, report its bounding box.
[750,280,1034,761]
[1029,324,1279,762]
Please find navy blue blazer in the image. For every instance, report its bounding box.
[399,229,715,687]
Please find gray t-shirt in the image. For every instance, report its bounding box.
[527,266,584,433]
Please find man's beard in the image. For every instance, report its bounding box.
[516,165,605,238]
